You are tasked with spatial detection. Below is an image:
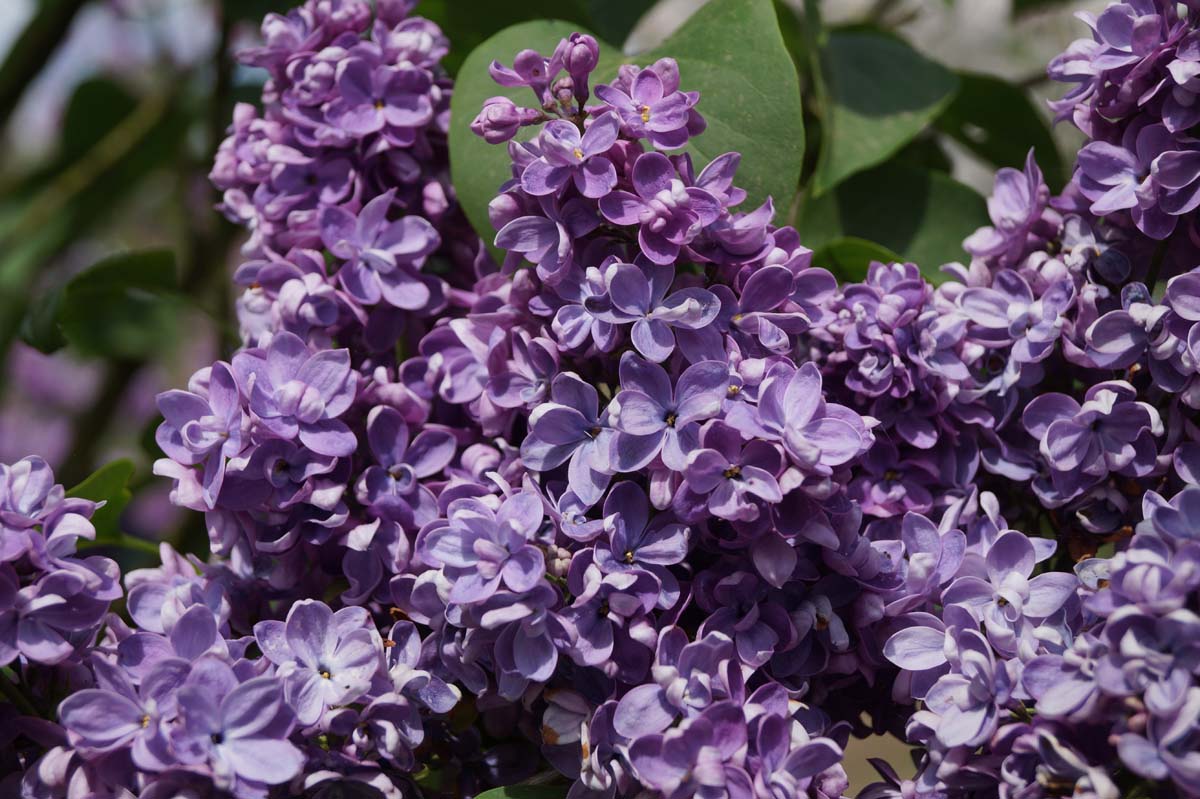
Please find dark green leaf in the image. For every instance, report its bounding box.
[17,285,65,354]
[60,78,139,165]
[221,0,295,22]
[813,30,958,194]
[60,250,181,359]
[935,71,1065,190]
[24,249,182,358]
[800,160,988,282]
[893,135,953,174]
[449,0,804,248]
[649,0,804,213]
[811,236,902,282]
[67,459,135,543]
[773,0,807,76]
[474,788,566,799]
[584,0,655,45]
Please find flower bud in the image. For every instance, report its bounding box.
[471,96,524,144]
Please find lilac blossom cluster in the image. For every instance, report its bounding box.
[211,0,486,348]
[3,0,1200,797]
[1051,0,1200,241]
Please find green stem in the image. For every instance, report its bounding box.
[1145,233,1172,294]
[0,668,39,717]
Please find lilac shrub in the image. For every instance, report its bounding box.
[3,0,1200,797]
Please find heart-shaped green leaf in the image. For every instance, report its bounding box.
[813,30,958,194]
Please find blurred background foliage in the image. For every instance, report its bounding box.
[0,0,1099,567]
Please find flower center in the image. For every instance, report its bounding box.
[573,147,584,160]
[723,465,741,479]
[623,550,635,564]
[664,412,677,428]
[640,105,651,123]
[210,732,224,745]
[140,714,151,728]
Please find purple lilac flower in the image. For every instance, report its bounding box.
[610,353,727,472]
[521,113,620,199]
[521,373,616,504]
[417,491,546,604]
[320,190,441,311]
[594,62,701,150]
[599,152,722,264]
[155,362,246,509]
[231,331,359,457]
[254,600,381,725]
[170,660,305,791]
[356,405,456,528]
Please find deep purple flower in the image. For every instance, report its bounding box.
[923,627,1014,748]
[494,196,601,283]
[254,601,380,725]
[628,702,753,799]
[725,362,872,473]
[679,420,783,522]
[599,261,720,363]
[470,96,541,144]
[964,150,1052,265]
[325,59,433,137]
[170,659,304,790]
[521,372,616,504]
[613,627,743,738]
[595,62,701,150]
[941,531,1078,656]
[959,271,1074,363]
[1023,380,1162,480]
[592,481,688,594]
[1075,123,1184,238]
[59,658,190,769]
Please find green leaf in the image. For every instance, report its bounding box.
[651,0,804,212]
[67,459,135,543]
[813,30,958,194]
[474,788,565,799]
[935,71,1065,190]
[811,236,902,282]
[799,160,988,282]
[584,0,655,45]
[23,249,181,357]
[449,0,804,249]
